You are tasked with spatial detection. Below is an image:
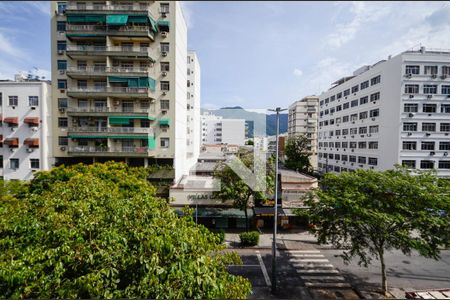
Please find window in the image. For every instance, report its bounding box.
[58,80,67,89]
[402,160,416,168]
[336,92,342,99]
[420,160,434,169]
[342,129,349,135]
[403,122,417,131]
[349,155,356,163]
[439,161,450,169]
[58,117,68,128]
[160,43,169,52]
[324,98,329,104]
[330,95,335,102]
[369,109,379,118]
[421,141,435,150]
[342,155,348,161]
[440,123,450,132]
[405,65,420,75]
[370,75,380,85]
[359,96,368,105]
[28,96,39,106]
[161,99,169,109]
[161,81,170,91]
[351,99,358,107]
[368,157,378,166]
[57,41,66,51]
[330,107,335,114]
[404,84,419,94]
[10,159,19,170]
[359,111,368,119]
[343,89,350,97]
[424,65,438,75]
[359,126,367,134]
[351,85,359,93]
[336,117,341,124]
[439,142,450,150]
[423,104,437,113]
[30,159,40,169]
[442,85,450,95]
[58,136,68,146]
[160,137,170,148]
[0,92,2,106]
[424,84,437,94]
[335,129,341,136]
[9,96,18,106]
[361,81,369,90]
[342,115,349,123]
[320,100,324,106]
[442,66,450,75]
[335,154,340,160]
[58,98,68,108]
[160,2,170,13]
[369,125,379,133]
[422,122,436,132]
[358,156,366,164]
[57,60,67,70]
[161,62,170,72]
[57,21,66,31]
[350,128,357,135]
[141,119,150,127]
[343,102,349,109]
[370,92,380,101]
[368,141,378,149]
[342,142,348,148]
[350,114,358,121]
[404,103,418,113]
[403,141,417,150]
[358,142,367,149]
[336,105,342,112]
[57,2,67,14]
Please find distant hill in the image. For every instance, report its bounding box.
[201,107,288,136]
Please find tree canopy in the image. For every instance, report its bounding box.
[0,162,251,299]
[284,135,313,174]
[303,168,450,295]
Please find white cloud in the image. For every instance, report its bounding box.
[293,68,303,77]
[0,32,27,59]
[180,2,194,29]
[203,103,219,110]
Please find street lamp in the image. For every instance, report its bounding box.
[268,107,287,293]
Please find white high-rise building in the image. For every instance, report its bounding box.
[0,75,52,180]
[186,50,201,171]
[201,112,246,146]
[318,47,450,178]
[288,96,319,169]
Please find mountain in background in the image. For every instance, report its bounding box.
[201,106,288,136]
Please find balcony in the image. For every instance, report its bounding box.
[66,3,153,15]
[66,66,151,79]
[68,126,154,136]
[67,86,155,99]
[66,106,150,116]
[66,24,154,40]
[68,146,153,157]
[66,45,154,61]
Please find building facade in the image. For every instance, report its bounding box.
[186,50,201,170]
[0,75,51,180]
[201,112,246,145]
[318,47,450,177]
[288,96,319,169]
[51,1,193,182]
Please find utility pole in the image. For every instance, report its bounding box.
[268,107,286,294]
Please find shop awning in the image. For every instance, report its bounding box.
[4,117,18,125]
[193,208,254,219]
[109,116,155,125]
[24,117,39,126]
[159,119,170,126]
[24,138,39,148]
[4,138,19,147]
[106,14,129,25]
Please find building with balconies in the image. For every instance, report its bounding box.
[51,1,193,182]
[318,46,450,178]
[288,96,319,169]
[0,75,52,180]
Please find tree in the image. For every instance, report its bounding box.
[0,162,252,299]
[213,152,274,231]
[303,168,450,296]
[246,139,254,146]
[284,135,313,174]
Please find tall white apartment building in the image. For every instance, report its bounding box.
[0,75,51,180]
[51,1,193,182]
[201,113,246,145]
[288,96,319,169]
[186,50,201,170]
[318,47,450,178]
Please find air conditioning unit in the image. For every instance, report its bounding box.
[58,50,64,55]
[31,106,36,110]
[26,148,34,153]
[367,134,371,137]
[351,149,354,152]
[162,71,167,77]
[405,73,412,78]
[427,94,433,99]
[372,117,376,121]
[161,12,167,18]
[351,163,354,166]
[10,148,15,152]
[447,95,450,98]
[31,127,38,132]
[409,94,414,98]
[430,151,435,156]
[441,75,448,79]
[407,132,412,136]
[426,132,431,136]
[60,146,66,151]
[431,74,437,79]
[161,31,168,38]
[162,91,167,95]
[59,70,65,75]
[444,152,448,156]
[408,113,414,117]
[445,133,449,136]
[161,51,168,57]
[59,108,65,113]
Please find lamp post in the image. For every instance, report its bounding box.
[268,107,286,293]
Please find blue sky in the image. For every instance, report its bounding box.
[1,1,450,110]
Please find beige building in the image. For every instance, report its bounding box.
[51,1,196,182]
[287,96,319,169]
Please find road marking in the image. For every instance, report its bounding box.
[289,258,330,262]
[255,250,271,287]
[301,275,346,281]
[297,269,340,274]
[292,263,335,268]
[290,254,325,257]
[288,250,321,253]
[305,282,351,288]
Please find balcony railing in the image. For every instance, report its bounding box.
[68,146,150,154]
[66,3,152,13]
[66,45,152,56]
[66,106,150,114]
[67,87,152,95]
[66,66,150,75]
[68,127,153,134]
[66,24,154,37]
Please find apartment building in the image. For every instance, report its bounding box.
[288,96,319,169]
[201,112,246,145]
[186,50,201,171]
[318,46,450,177]
[51,1,194,182]
[0,75,51,180]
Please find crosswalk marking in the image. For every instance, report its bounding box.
[297,269,340,274]
[289,258,330,262]
[292,263,334,268]
[288,250,321,253]
[290,254,325,257]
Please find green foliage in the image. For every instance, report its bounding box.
[304,168,450,294]
[246,139,254,146]
[0,162,251,299]
[239,231,260,247]
[214,229,226,244]
[284,135,313,175]
[0,179,29,201]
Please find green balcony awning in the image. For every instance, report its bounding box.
[149,16,158,32]
[108,76,129,83]
[69,135,149,140]
[66,33,106,38]
[67,14,105,23]
[108,76,156,90]
[109,116,156,124]
[148,136,156,150]
[128,15,148,24]
[106,14,129,25]
[159,119,170,126]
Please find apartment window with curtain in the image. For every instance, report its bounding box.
[405,65,420,75]
[28,96,39,106]
[57,41,66,51]
[9,96,18,106]
[160,43,169,52]
[422,122,436,132]
[403,141,417,150]
[404,84,419,94]
[161,99,169,109]
[10,159,19,170]
[441,85,450,94]
[57,21,66,31]
[402,160,416,168]
[424,65,438,75]
[30,159,40,169]
[160,137,169,148]
[404,103,418,113]
[58,136,68,146]
[161,81,170,91]
[58,98,68,108]
[424,85,437,94]
[57,80,67,89]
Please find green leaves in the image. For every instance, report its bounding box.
[0,162,251,299]
[284,135,314,175]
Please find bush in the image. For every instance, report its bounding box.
[239,231,260,246]
[215,229,226,244]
